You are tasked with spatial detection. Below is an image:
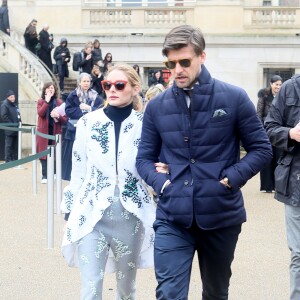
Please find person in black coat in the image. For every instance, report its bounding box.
[38,24,53,72]
[78,44,93,74]
[0,0,10,36]
[53,37,70,92]
[265,74,300,300]
[0,90,21,162]
[92,39,103,65]
[91,64,104,96]
[24,19,39,54]
[102,52,113,74]
[256,74,283,192]
[148,70,165,87]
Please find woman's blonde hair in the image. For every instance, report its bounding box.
[145,84,164,101]
[105,63,143,112]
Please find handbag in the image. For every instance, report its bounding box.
[67,119,78,133]
[35,42,41,53]
[48,41,54,51]
[52,64,58,74]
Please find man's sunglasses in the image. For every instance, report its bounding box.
[163,58,193,69]
[101,80,128,91]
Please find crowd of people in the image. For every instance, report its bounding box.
[1,16,300,300]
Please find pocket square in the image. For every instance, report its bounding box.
[212,109,227,117]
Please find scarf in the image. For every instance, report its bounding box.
[75,87,98,108]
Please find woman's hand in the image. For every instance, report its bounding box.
[79,103,91,112]
[45,91,52,103]
[50,109,59,119]
[155,162,169,174]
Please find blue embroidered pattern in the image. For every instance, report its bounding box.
[91,121,112,154]
[73,150,81,162]
[133,138,140,148]
[136,112,143,121]
[123,123,133,133]
[122,169,142,208]
[79,215,86,226]
[64,190,74,211]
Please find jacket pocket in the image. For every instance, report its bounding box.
[274,155,293,196]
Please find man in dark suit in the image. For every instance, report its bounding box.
[136,25,273,300]
[0,90,21,162]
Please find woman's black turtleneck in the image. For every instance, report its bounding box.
[103,103,133,173]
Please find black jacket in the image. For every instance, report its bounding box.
[53,40,70,67]
[0,6,10,35]
[265,74,300,207]
[256,88,274,123]
[0,99,21,136]
[53,39,70,77]
[91,73,104,95]
[148,75,164,87]
[24,25,38,53]
[38,29,53,71]
[92,48,103,65]
[79,51,93,74]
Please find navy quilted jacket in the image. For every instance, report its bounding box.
[136,65,272,230]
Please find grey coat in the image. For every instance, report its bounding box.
[265,74,300,207]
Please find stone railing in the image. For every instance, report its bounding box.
[85,6,193,28]
[0,31,52,97]
[83,0,195,6]
[244,6,299,27]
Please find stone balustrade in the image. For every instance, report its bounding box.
[84,4,300,31]
[85,4,193,28]
[0,31,54,149]
[89,8,188,26]
[244,6,299,28]
[0,31,52,97]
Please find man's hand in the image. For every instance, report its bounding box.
[289,122,300,142]
[155,162,169,174]
[220,177,231,189]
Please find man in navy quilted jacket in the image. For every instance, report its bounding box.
[136,25,273,300]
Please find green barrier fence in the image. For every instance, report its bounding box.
[0,123,56,170]
[0,149,50,171]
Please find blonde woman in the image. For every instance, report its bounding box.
[61,64,156,300]
[143,83,164,111]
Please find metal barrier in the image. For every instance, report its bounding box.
[0,123,63,249]
[47,145,55,249]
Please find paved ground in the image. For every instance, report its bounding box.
[0,161,290,300]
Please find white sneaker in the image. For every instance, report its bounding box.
[41,178,47,184]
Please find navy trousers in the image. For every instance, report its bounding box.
[153,220,241,300]
[5,135,18,162]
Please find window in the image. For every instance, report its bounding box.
[263,0,272,6]
[264,68,294,86]
[279,0,299,6]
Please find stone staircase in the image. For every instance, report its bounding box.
[63,77,77,95]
